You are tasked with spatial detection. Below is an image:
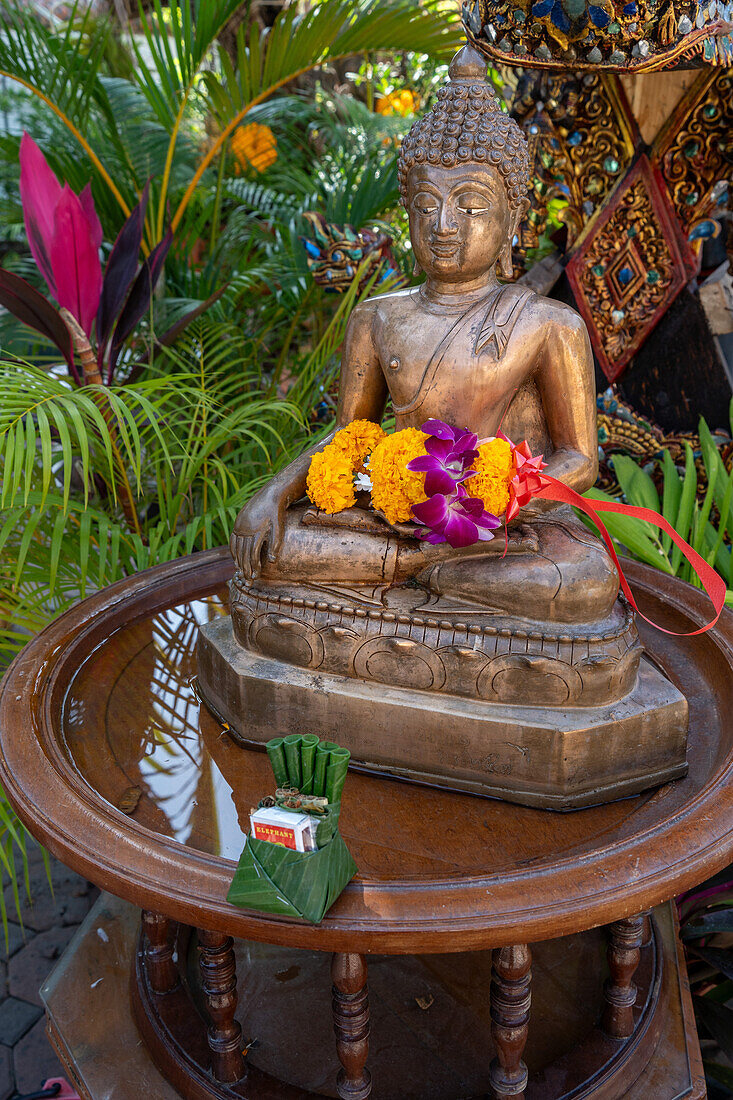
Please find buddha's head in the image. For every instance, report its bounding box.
[398,44,530,283]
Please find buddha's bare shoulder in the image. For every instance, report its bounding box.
[529,293,588,336]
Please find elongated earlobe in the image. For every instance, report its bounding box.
[412,258,422,277]
[498,243,514,281]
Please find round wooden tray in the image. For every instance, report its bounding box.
[1,548,733,953]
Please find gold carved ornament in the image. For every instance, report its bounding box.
[512,72,637,256]
[653,69,733,241]
[567,159,687,379]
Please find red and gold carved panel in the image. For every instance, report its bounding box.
[653,69,733,239]
[566,157,695,381]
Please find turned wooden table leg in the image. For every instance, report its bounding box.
[141,910,178,994]
[197,929,245,1083]
[489,944,532,1100]
[331,952,371,1100]
[602,914,644,1039]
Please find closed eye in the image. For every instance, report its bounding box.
[412,191,439,215]
[457,191,491,216]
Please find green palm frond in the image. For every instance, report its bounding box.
[0,0,112,125]
[224,177,312,219]
[211,0,459,120]
[132,0,245,131]
[0,363,176,513]
[0,492,130,600]
[177,0,461,227]
[131,0,245,238]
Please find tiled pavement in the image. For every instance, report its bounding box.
[0,846,98,1099]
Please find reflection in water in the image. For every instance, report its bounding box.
[64,593,249,860]
[140,597,246,858]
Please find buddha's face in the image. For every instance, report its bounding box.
[407,163,515,283]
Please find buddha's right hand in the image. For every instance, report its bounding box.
[230,485,286,581]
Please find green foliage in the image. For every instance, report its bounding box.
[582,405,733,605]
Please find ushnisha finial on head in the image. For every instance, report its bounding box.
[397,44,530,211]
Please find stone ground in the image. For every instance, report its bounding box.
[0,845,98,1099]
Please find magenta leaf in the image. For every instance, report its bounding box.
[97,183,149,364]
[108,230,172,379]
[0,269,75,374]
[78,184,103,253]
[50,185,103,338]
[19,133,62,296]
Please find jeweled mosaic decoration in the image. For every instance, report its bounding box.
[464,0,733,71]
[566,158,693,380]
[500,61,731,378]
[300,213,405,294]
[653,69,733,240]
[511,72,637,252]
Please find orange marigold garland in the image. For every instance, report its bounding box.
[306,420,386,514]
[303,417,727,639]
[337,419,386,468]
[305,447,356,514]
[471,437,514,516]
[369,428,428,524]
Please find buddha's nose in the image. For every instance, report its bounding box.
[436,203,458,235]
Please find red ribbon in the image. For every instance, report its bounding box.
[533,475,726,637]
[500,437,726,636]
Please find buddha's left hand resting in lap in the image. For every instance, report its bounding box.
[230,44,618,627]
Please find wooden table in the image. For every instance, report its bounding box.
[1,548,732,1099]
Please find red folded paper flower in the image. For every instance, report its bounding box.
[501,436,726,639]
[504,437,548,523]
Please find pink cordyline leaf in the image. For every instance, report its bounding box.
[78,183,103,252]
[19,132,103,339]
[19,132,62,295]
[50,186,103,338]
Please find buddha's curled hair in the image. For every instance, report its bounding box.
[397,45,530,211]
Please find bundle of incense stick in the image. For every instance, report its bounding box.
[266,735,350,804]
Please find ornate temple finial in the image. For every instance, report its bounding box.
[397,44,530,210]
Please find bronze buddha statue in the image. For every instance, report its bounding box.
[230,44,617,625]
[198,45,688,809]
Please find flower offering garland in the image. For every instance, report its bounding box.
[306,418,726,637]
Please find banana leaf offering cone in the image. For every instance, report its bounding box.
[265,738,289,787]
[300,734,319,795]
[227,735,357,924]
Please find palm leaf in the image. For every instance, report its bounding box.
[177,0,461,228]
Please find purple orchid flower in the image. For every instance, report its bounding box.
[408,433,479,495]
[412,484,500,549]
[407,419,479,495]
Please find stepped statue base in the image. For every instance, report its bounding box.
[196,572,689,810]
